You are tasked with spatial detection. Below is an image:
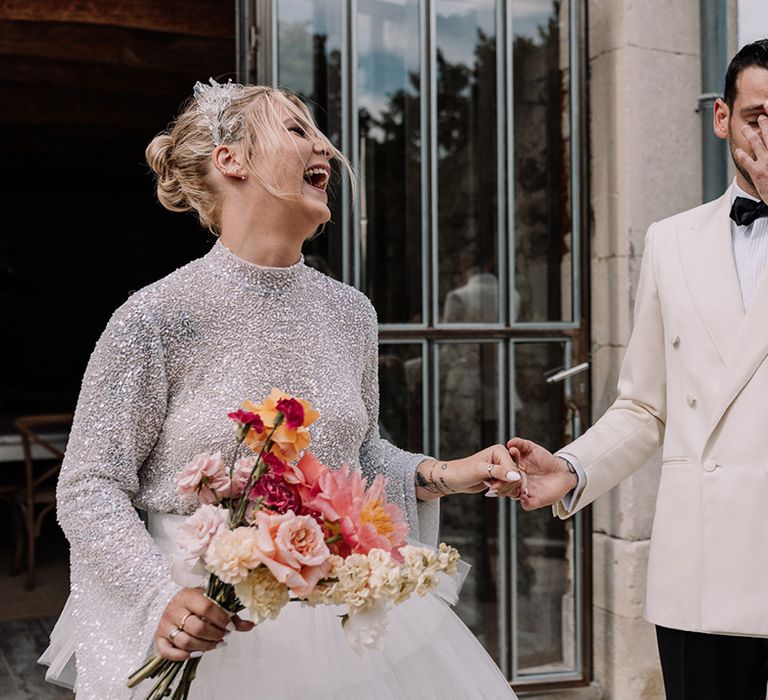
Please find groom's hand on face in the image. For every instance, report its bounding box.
[506,438,578,511]
[735,99,768,202]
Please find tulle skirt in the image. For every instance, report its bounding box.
[41,514,517,699]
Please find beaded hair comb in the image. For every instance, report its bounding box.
[193,78,244,146]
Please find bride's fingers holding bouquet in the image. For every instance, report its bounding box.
[415,444,524,501]
[155,587,241,661]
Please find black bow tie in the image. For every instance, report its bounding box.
[730,196,768,227]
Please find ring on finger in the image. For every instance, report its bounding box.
[168,626,182,643]
[180,612,193,632]
[487,464,494,477]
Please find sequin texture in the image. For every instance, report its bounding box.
[56,241,437,698]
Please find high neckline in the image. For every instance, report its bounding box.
[204,240,306,294]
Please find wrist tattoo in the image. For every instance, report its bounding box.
[416,462,452,496]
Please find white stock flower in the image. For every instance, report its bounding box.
[342,601,389,653]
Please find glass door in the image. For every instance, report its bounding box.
[239,0,591,689]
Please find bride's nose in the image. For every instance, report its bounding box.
[312,138,330,157]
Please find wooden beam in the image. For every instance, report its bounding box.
[0,20,234,75]
[0,0,233,39]
[0,55,198,98]
[0,83,184,130]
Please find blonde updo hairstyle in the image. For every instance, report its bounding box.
[146,83,351,233]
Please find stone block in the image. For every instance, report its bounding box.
[588,0,627,59]
[589,344,625,418]
[589,48,631,261]
[625,46,703,238]
[591,450,661,541]
[592,255,632,348]
[593,606,664,700]
[625,0,700,56]
[526,682,604,699]
[592,532,649,618]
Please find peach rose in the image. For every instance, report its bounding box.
[253,510,331,596]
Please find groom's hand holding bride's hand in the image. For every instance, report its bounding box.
[506,438,578,511]
[415,444,526,501]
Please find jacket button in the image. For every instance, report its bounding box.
[686,393,697,407]
[703,460,719,472]
[672,335,680,348]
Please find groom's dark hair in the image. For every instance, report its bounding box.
[724,39,768,108]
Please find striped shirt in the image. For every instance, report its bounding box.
[731,179,768,310]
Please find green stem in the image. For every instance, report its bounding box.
[127,653,168,688]
[231,423,281,526]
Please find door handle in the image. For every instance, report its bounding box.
[544,361,590,384]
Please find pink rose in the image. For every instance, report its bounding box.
[177,452,227,504]
[176,504,229,564]
[249,471,300,513]
[253,510,331,596]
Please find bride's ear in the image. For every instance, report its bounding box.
[212,145,247,180]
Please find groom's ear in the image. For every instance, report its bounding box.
[713,98,730,141]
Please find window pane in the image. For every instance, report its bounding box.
[512,0,573,323]
[277,0,345,280]
[378,343,424,452]
[358,0,423,323]
[437,341,503,662]
[512,341,576,675]
[436,1,501,324]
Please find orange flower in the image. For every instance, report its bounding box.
[241,388,319,462]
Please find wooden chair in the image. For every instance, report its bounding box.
[12,414,73,589]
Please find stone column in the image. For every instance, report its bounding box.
[587,0,703,697]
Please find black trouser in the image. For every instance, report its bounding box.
[657,626,768,699]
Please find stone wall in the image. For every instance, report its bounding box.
[586,0,703,697]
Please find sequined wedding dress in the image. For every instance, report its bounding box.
[40,242,516,699]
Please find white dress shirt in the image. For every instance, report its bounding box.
[559,180,768,511]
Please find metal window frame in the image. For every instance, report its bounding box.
[244,0,593,690]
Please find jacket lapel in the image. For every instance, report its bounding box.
[706,249,768,440]
[677,188,744,366]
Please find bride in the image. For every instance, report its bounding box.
[41,80,521,699]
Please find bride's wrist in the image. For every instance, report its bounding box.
[415,459,457,501]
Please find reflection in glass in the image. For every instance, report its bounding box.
[512,0,573,322]
[378,343,424,453]
[276,0,344,279]
[437,341,502,660]
[358,0,423,324]
[513,341,575,674]
[436,1,500,324]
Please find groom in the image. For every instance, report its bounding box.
[508,39,768,699]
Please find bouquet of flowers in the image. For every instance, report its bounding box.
[127,388,461,699]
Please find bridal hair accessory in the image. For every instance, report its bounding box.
[193,77,244,146]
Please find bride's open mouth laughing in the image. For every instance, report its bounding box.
[302,163,330,197]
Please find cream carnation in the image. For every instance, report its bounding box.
[205,526,262,584]
[234,566,290,623]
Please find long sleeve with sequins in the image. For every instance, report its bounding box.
[356,303,440,546]
[56,301,180,696]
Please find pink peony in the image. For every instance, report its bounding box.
[177,452,227,504]
[253,510,332,596]
[301,465,408,558]
[176,504,229,564]
[249,471,300,513]
[275,398,305,429]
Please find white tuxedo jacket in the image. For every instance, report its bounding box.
[559,187,768,636]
